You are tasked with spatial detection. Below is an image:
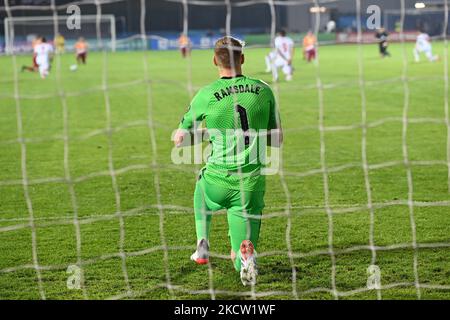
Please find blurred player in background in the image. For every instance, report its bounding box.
[265,30,294,81]
[33,37,53,79]
[375,28,390,58]
[302,31,317,63]
[74,37,88,65]
[21,36,41,73]
[54,33,65,54]
[326,20,336,33]
[178,33,191,58]
[173,36,283,286]
[414,30,439,62]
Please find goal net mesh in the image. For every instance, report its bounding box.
[0,0,449,300]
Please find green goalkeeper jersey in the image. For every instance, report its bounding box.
[179,75,279,191]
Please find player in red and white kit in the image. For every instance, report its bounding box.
[413,31,439,62]
[75,37,88,65]
[265,30,295,82]
[33,37,54,79]
[21,37,41,73]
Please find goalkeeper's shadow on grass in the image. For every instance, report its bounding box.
[166,253,220,282]
[167,253,241,285]
[169,255,295,289]
[258,257,298,283]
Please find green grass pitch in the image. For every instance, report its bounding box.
[0,43,449,300]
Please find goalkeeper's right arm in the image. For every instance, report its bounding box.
[174,88,209,147]
[173,128,208,148]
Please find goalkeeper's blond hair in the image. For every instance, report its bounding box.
[214,36,244,69]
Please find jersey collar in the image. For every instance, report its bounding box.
[220,74,244,80]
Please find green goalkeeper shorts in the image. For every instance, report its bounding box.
[194,172,265,271]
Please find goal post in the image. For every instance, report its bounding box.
[4,14,116,54]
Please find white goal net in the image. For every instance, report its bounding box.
[0,0,449,301]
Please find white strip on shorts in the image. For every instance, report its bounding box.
[36,56,49,76]
[416,45,431,54]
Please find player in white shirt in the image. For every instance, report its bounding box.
[413,31,438,62]
[265,30,295,81]
[33,37,54,79]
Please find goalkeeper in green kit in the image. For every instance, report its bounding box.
[173,36,282,286]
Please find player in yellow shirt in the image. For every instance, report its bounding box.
[54,33,65,54]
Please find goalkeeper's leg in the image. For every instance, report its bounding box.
[227,190,264,274]
[192,174,226,264]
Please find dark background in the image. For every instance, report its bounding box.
[0,0,447,36]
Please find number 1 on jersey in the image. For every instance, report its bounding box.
[235,104,250,145]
